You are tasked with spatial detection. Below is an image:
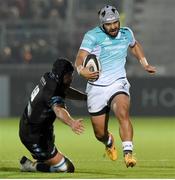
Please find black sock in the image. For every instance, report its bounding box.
[36,163,51,172]
[105,134,112,148]
[106,141,112,148]
[123,150,132,156]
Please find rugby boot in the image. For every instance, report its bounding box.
[20,156,36,172]
[105,133,117,161]
[124,153,137,168]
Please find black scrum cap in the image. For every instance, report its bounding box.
[52,58,74,77]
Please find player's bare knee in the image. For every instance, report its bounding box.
[116,110,129,122]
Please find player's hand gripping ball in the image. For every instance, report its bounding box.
[83,54,101,82]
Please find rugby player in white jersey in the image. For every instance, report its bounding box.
[75,5,156,167]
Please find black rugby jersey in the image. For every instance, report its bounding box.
[20,72,67,135]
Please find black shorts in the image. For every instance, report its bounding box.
[19,117,58,161]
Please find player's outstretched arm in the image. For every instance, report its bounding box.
[130,41,156,74]
[65,87,87,101]
[53,105,84,135]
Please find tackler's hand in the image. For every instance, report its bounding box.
[71,119,85,135]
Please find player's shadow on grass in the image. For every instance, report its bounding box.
[0,167,19,172]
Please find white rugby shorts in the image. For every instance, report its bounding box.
[85,77,130,115]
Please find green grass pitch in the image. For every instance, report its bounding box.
[0,117,175,178]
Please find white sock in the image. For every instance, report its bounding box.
[50,157,67,172]
[122,141,133,151]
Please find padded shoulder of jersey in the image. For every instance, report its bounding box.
[85,27,103,38]
[41,73,58,102]
[120,27,133,34]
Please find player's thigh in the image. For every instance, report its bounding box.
[21,131,57,162]
[86,84,107,113]
[111,94,130,118]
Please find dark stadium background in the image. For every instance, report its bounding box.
[0,0,175,117]
[0,1,175,179]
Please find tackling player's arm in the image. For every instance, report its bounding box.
[130,41,156,74]
[75,49,99,80]
[65,87,87,101]
[52,104,84,135]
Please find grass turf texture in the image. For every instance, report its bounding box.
[0,117,175,178]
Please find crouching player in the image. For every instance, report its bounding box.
[19,58,87,173]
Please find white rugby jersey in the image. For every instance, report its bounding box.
[80,26,136,86]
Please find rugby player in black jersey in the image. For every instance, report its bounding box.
[19,58,86,173]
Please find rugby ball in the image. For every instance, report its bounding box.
[83,54,101,82]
